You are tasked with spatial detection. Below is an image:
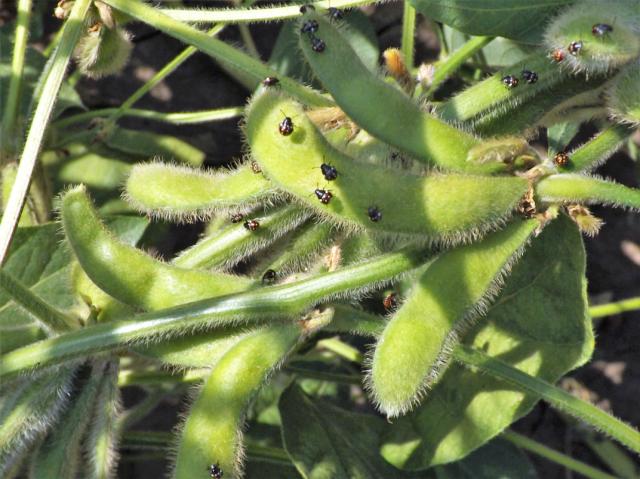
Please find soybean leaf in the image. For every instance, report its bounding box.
[547,122,580,156]
[279,383,421,479]
[381,215,593,468]
[411,0,575,43]
[432,438,537,479]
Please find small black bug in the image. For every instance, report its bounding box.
[502,75,519,89]
[327,7,344,21]
[279,116,294,136]
[208,463,223,479]
[244,219,260,231]
[301,19,319,34]
[314,188,333,204]
[592,23,613,37]
[230,213,244,223]
[521,70,538,84]
[368,206,382,222]
[320,163,338,181]
[262,269,277,284]
[310,36,326,53]
[299,4,315,13]
[262,76,279,87]
[568,40,583,56]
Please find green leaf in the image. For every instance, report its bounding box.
[547,122,580,157]
[380,215,593,467]
[279,383,416,479]
[432,438,537,479]
[411,0,575,43]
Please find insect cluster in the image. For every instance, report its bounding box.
[299,5,344,53]
[501,69,538,89]
[551,23,613,62]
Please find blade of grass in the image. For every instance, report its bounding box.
[401,1,417,70]
[0,0,92,266]
[453,345,640,455]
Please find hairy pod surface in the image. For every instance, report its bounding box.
[246,92,529,243]
[61,186,253,310]
[607,62,640,126]
[536,174,640,210]
[369,219,538,417]
[556,124,632,173]
[544,1,640,74]
[297,12,503,174]
[74,25,132,78]
[125,162,275,222]
[173,324,300,479]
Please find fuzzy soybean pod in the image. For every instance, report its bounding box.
[607,62,640,126]
[246,91,529,243]
[536,174,640,210]
[369,218,539,417]
[173,324,300,479]
[61,186,254,310]
[297,12,502,174]
[125,162,274,222]
[544,0,640,74]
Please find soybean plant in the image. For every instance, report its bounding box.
[1,1,640,478]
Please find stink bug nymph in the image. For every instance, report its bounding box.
[568,40,583,56]
[262,76,279,87]
[328,7,344,21]
[244,219,260,231]
[502,75,519,89]
[521,69,538,84]
[320,163,338,181]
[314,188,333,204]
[383,292,397,311]
[368,206,382,222]
[299,4,315,13]
[554,151,570,167]
[279,116,294,136]
[310,36,326,53]
[592,23,613,37]
[262,269,277,284]
[250,160,262,174]
[230,213,244,223]
[301,19,319,34]
[551,48,565,62]
[208,463,223,479]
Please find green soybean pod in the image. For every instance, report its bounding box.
[536,174,640,209]
[246,91,529,242]
[369,218,538,417]
[297,12,500,174]
[544,1,640,74]
[124,162,275,222]
[173,324,300,479]
[61,186,253,311]
[607,62,640,126]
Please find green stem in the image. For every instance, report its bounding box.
[1,0,32,156]
[0,269,78,333]
[238,24,260,58]
[426,35,493,98]
[285,365,361,385]
[53,106,243,129]
[103,0,332,107]
[401,2,416,70]
[117,368,206,387]
[560,124,634,172]
[502,430,617,479]
[589,297,640,318]
[317,337,364,363]
[159,0,374,23]
[0,0,92,266]
[0,248,423,378]
[454,345,640,455]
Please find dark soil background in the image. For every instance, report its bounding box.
[2,1,639,477]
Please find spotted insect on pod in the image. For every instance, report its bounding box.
[521,70,538,84]
[262,269,277,284]
[301,19,319,34]
[368,206,382,222]
[383,292,397,311]
[592,23,613,37]
[279,116,294,136]
[208,463,223,478]
[320,163,338,181]
[568,40,583,56]
[554,151,570,167]
[314,188,333,204]
[299,4,315,13]
[327,7,344,21]
[243,219,260,231]
[262,76,280,87]
[230,213,244,223]
[551,48,566,62]
[502,75,519,89]
[310,36,326,53]
[250,160,262,173]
